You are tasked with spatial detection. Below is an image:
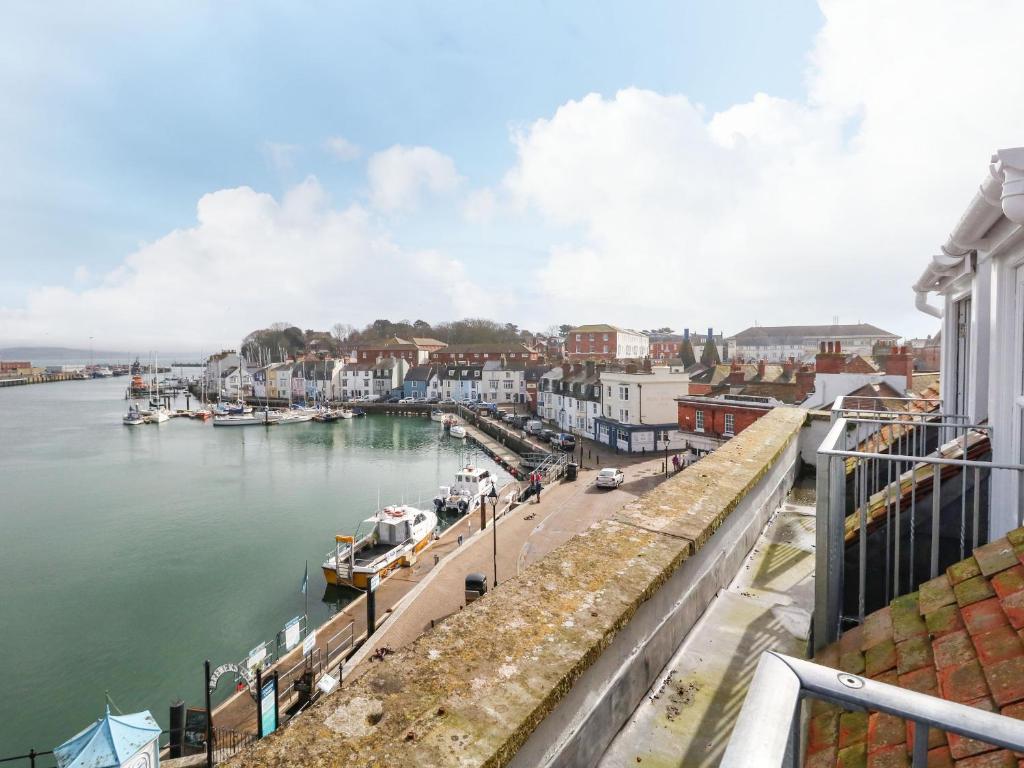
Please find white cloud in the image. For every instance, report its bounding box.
[462,188,497,223]
[367,145,463,212]
[502,0,1024,337]
[0,177,477,350]
[324,136,361,161]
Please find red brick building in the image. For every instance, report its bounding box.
[428,343,539,363]
[564,324,649,360]
[675,393,780,453]
[348,336,446,365]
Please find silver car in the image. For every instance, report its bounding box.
[595,468,625,488]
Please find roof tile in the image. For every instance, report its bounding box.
[933,629,977,670]
[862,607,894,651]
[925,604,966,638]
[975,539,1019,577]
[806,746,838,768]
[895,636,933,676]
[867,712,906,752]
[839,711,869,749]
[905,720,947,751]
[898,665,939,696]
[949,557,984,585]
[809,710,842,754]
[836,742,867,768]
[863,742,906,767]
[992,566,1024,600]
[890,593,927,643]
[865,639,897,677]
[938,659,990,703]
[956,576,998,608]
[955,748,1017,766]
[919,575,957,614]
[1001,592,1024,631]
[962,598,1010,637]
[973,626,1024,667]
[1007,529,1024,548]
[925,745,954,767]
[984,656,1024,706]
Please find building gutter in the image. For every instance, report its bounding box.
[914,149,1024,318]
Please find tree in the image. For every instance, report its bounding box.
[558,324,574,336]
[331,323,354,343]
[413,319,431,331]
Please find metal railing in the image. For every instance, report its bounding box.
[721,652,1024,767]
[814,396,1024,648]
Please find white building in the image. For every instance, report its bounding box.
[481,360,528,404]
[204,350,244,392]
[728,324,899,361]
[594,365,691,453]
[914,146,1024,530]
[542,362,602,439]
[538,365,564,421]
[340,362,374,400]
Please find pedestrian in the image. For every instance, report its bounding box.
[535,479,542,503]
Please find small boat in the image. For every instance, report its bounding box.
[279,411,314,424]
[433,466,496,517]
[146,408,170,424]
[430,408,445,422]
[338,409,354,419]
[449,424,467,439]
[313,410,339,423]
[123,404,144,426]
[322,504,438,589]
[350,407,366,417]
[252,407,283,424]
[212,414,267,427]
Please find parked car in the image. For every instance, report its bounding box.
[398,397,416,404]
[426,396,440,404]
[440,397,456,404]
[502,413,516,424]
[364,394,382,402]
[512,415,530,429]
[552,433,576,450]
[595,467,625,489]
[540,428,557,442]
[524,420,543,435]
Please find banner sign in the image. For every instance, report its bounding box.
[303,629,316,657]
[258,677,278,738]
[184,708,209,748]
[208,662,255,695]
[284,617,301,651]
[246,643,268,672]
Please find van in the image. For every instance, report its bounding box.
[525,420,543,435]
[553,433,576,451]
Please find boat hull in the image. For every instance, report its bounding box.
[322,529,434,589]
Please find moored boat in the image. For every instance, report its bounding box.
[449,424,467,439]
[279,411,314,424]
[430,408,445,422]
[212,413,267,427]
[433,465,495,517]
[123,404,144,426]
[322,504,438,589]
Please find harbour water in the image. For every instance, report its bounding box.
[0,372,507,755]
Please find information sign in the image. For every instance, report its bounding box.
[284,616,301,651]
[258,678,278,738]
[303,629,316,657]
[369,574,380,592]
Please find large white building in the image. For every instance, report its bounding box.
[594,365,690,453]
[481,360,528,404]
[728,324,898,361]
[914,146,1024,529]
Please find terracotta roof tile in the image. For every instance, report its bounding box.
[921,575,958,614]
[807,528,1024,768]
[975,540,1019,577]
[962,598,1010,637]
[956,577,998,609]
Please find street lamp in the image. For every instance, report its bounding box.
[489,485,499,586]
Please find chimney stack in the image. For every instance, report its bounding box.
[796,364,816,401]
[782,356,795,378]
[883,345,913,391]
[757,359,766,379]
[727,361,745,385]
[816,339,844,374]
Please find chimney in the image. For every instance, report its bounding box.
[626,362,638,374]
[585,360,596,378]
[727,360,745,385]
[796,364,816,401]
[683,328,690,340]
[883,345,913,391]
[782,356,795,378]
[756,359,766,379]
[816,340,844,374]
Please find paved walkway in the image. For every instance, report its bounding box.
[597,487,817,767]
[345,454,674,678]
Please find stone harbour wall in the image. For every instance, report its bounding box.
[227,407,808,768]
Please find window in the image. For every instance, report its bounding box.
[619,386,629,400]
[619,408,629,421]
[724,414,735,436]
[576,334,581,341]
[607,385,612,396]
[503,380,513,389]
[695,410,704,432]
[952,296,972,417]
[603,333,609,341]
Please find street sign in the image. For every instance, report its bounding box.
[283,616,301,651]
[369,574,380,592]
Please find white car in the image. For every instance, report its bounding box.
[398,397,416,404]
[595,468,625,489]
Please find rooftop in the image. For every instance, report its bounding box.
[730,324,898,344]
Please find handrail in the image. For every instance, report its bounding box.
[722,652,1024,768]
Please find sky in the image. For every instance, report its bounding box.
[1,0,1022,351]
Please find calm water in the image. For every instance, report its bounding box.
[0,372,504,755]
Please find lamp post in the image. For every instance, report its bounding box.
[489,485,499,586]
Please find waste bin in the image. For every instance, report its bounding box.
[565,462,578,481]
[465,572,488,603]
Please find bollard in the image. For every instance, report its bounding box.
[434,554,440,565]
[458,534,464,546]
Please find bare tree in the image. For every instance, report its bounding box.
[331,322,354,342]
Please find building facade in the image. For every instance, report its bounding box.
[593,366,690,453]
[728,324,899,361]
[675,393,782,454]
[428,343,539,364]
[481,360,528,404]
[564,325,650,360]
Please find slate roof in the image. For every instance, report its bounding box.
[432,343,535,355]
[731,324,898,345]
[403,365,435,382]
[806,530,1024,767]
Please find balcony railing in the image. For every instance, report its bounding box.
[813,396,1024,648]
[721,652,1024,768]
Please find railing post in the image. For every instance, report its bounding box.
[931,464,941,578]
[720,652,802,768]
[911,721,929,767]
[815,419,847,650]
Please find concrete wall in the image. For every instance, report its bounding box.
[225,408,806,768]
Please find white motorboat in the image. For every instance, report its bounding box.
[433,465,496,516]
[146,407,170,424]
[252,407,283,424]
[449,424,467,439]
[322,504,438,589]
[430,408,445,422]
[338,409,354,419]
[212,414,266,427]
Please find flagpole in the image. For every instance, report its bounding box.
[304,559,308,620]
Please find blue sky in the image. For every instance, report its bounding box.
[5,1,1014,349]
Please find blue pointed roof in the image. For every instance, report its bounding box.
[55,708,160,768]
